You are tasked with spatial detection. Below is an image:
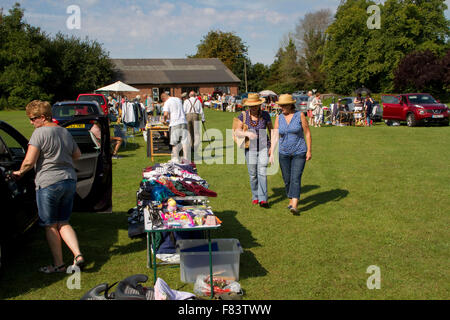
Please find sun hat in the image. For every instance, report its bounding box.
[243,93,265,106]
[276,94,296,105]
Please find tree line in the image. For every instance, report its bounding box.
[1,1,449,109]
[0,3,114,109]
[191,0,449,96]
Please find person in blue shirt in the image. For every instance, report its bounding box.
[269,94,312,215]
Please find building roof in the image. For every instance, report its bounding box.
[111,58,241,85]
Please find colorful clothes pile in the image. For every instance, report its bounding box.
[128,161,218,239]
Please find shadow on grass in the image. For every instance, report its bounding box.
[269,185,320,207]
[299,189,349,212]
[269,185,349,213]
[214,210,267,280]
[120,142,140,152]
[0,211,130,299]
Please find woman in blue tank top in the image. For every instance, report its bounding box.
[269,94,312,214]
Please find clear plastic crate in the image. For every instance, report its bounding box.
[176,238,243,283]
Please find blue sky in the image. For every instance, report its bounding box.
[1,0,449,66]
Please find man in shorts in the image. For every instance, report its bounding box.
[162,92,190,163]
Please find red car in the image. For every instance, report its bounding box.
[76,93,108,115]
[382,93,449,126]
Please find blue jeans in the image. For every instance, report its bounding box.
[245,148,269,202]
[279,153,306,199]
[36,179,76,227]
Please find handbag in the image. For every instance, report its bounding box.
[232,111,249,149]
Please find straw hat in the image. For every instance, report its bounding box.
[276,94,296,105]
[243,93,265,106]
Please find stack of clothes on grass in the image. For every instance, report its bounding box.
[127,161,218,263]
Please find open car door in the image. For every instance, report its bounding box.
[62,115,112,213]
[0,121,38,242]
[381,95,401,120]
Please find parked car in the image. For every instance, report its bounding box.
[52,101,104,127]
[77,93,108,115]
[0,114,113,270]
[382,93,449,126]
[52,101,113,212]
[292,94,309,113]
[0,120,38,270]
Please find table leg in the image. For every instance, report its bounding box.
[147,233,151,268]
[151,232,157,284]
[208,230,213,299]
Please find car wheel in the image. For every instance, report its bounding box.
[406,113,417,127]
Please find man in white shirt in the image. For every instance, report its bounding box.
[183,91,205,156]
[162,92,190,163]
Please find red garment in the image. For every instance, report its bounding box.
[165,180,186,197]
[180,181,217,197]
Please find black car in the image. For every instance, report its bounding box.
[0,110,112,269]
[0,120,38,269]
[51,101,113,212]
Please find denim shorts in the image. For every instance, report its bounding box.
[36,179,76,227]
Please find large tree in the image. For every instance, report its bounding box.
[189,30,248,92]
[393,50,444,94]
[294,8,333,91]
[322,0,450,94]
[0,3,52,109]
[247,62,270,93]
[0,3,115,109]
[43,33,115,102]
[267,37,306,94]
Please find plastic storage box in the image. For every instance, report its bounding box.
[176,238,243,283]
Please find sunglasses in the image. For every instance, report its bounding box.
[29,116,40,122]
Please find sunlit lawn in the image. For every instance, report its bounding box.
[0,108,449,300]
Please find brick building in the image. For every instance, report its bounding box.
[110,58,241,102]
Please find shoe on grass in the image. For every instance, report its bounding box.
[259,201,269,208]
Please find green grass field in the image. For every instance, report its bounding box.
[0,108,449,300]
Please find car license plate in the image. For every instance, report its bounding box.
[432,115,444,118]
[67,124,85,128]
